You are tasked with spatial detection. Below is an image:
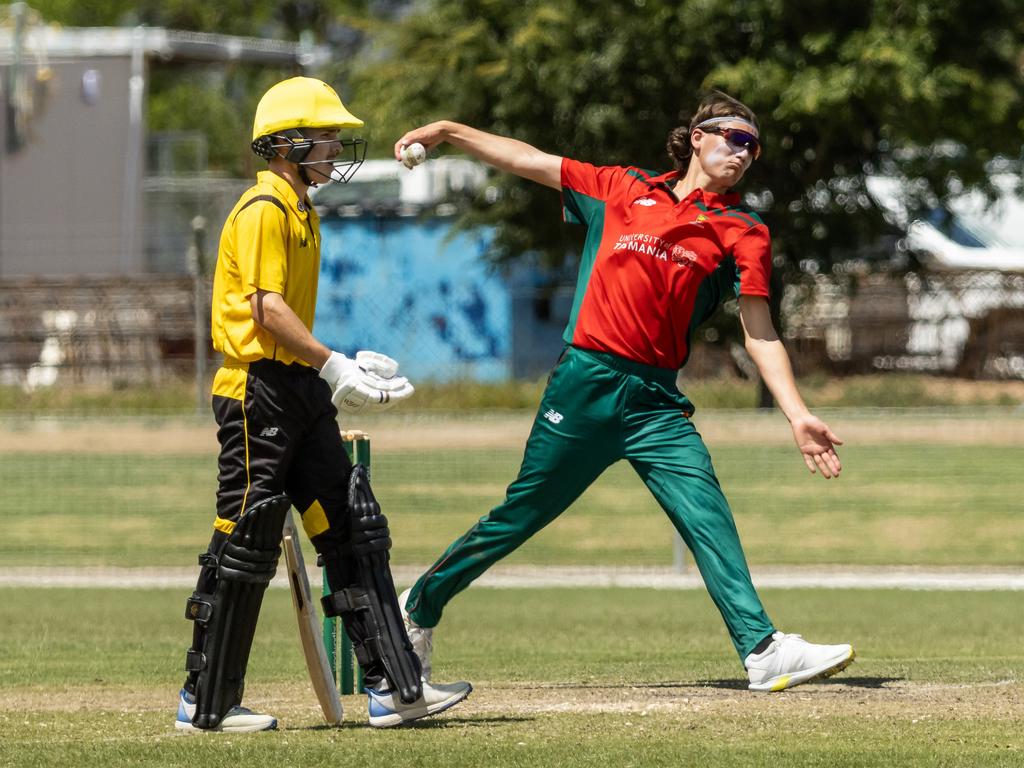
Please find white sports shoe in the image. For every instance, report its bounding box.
[399,588,434,682]
[745,632,855,692]
[367,678,472,728]
[174,688,278,733]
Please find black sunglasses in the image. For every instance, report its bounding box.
[702,127,762,160]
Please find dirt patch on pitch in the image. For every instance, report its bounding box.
[3,678,1020,724]
[468,678,1023,721]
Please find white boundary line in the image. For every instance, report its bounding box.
[2,565,1023,591]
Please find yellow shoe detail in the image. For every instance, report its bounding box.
[770,676,791,692]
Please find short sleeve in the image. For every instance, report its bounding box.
[561,158,628,226]
[234,201,289,296]
[731,224,772,298]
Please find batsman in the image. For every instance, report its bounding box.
[175,76,471,732]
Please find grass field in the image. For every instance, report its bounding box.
[2,408,1021,766]
[3,440,1023,568]
[1,586,1021,767]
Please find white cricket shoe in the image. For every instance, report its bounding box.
[174,688,278,733]
[745,632,855,692]
[368,679,471,729]
[367,678,471,728]
[399,588,434,681]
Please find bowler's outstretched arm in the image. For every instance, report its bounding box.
[394,121,563,189]
[739,295,843,478]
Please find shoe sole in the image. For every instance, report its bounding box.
[368,685,472,728]
[175,718,278,733]
[749,648,856,692]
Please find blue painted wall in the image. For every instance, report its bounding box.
[315,217,512,382]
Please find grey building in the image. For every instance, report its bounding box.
[0,18,321,277]
[0,16,323,386]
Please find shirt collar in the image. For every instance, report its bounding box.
[257,170,311,216]
[646,170,741,208]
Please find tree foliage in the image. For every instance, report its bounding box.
[30,0,290,37]
[347,0,1024,286]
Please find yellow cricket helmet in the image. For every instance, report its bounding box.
[250,77,367,183]
[252,76,363,142]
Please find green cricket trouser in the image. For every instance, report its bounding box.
[407,345,775,659]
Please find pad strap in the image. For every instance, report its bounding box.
[186,594,214,625]
[321,586,371,616]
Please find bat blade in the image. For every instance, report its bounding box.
[283,510,343,725]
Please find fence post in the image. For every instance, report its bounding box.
[188,216,207,417]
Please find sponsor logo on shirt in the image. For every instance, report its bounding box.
[613,233,698,269]
[632,197,657,207]
[670,244,699,267]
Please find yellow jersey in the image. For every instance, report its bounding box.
[210,171,321,398]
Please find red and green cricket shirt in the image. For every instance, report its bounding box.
[560,158,771,369]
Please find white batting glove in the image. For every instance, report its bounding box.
[339,369,415,414]
[318,351,415,414]
[355,350,400,379]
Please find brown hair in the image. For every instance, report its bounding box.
[666,91,758,172]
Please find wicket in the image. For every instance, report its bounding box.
[322,429,369,695]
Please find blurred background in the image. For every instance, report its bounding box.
[0,0,1022,576]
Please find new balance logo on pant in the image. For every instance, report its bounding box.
[543,409,564,424]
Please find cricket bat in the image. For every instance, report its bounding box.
[282,510,344,725]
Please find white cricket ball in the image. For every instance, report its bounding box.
[400,142,427,169]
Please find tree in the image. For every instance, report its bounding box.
[346,0,1024,394]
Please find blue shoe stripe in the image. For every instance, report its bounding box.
[177,688,196,723]
[367,691,394,719]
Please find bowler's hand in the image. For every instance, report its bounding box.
[394,121,450,161]
[790,414,843,479]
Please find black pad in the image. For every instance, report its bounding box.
[184,494,290,729]
[321,465,422,704]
